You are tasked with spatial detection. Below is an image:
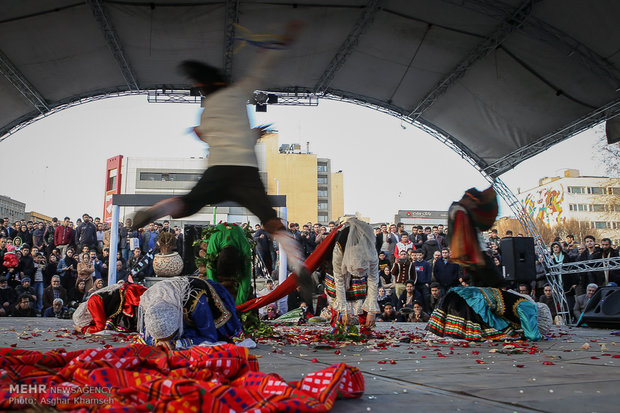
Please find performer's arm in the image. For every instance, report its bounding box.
[332,244,349,314]
[362,253,380,315]
[236,21,302,94]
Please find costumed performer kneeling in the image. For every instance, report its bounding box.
[197,222,253,305]
[427,287,552,341]
[326,217,379,330]
[138,276,244,350]
[73,282,147,333]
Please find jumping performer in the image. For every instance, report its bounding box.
[131,22,306,280]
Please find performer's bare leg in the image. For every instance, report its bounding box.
[263,217,313,305]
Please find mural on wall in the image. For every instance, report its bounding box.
[522,184,565,225]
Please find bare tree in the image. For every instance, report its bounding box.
[552,218,601,245]
[593,126,620,178]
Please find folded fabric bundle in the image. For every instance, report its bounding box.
[0,343,364,412]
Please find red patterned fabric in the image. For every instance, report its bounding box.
[0,343,364,412]
[237,225,343,313]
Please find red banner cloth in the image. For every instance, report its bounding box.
[0,343,364,412]
[237,225,342,313]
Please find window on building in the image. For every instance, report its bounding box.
[317,164,328,172]
[568,186,585,194]
[107,168,117,191]
[578,204,588,211]
[609,187,620,195]
[588,187,605,195]
[317,177,328,185]
[594,221,608,229]
[139,172,202,182]
[591,204,606,212]
[612,222,620,229]
[318,212,328,223]
[318,202,328,210]
[569,204,575,211]
[317,190,328,197]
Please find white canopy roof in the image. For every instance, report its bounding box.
[1,0,619,177]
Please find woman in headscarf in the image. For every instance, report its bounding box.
[137,276,243,350]
[550,241,577,321]
[325,217,379,330]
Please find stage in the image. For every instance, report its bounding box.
[0,319,618,412]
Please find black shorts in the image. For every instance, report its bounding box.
[181,165,277,224]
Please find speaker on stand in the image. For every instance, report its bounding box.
[577,287,620,328]
[499,237,536,284]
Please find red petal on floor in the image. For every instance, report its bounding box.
[475,360,486,364]
[542,361,555,365]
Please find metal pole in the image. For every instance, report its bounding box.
[278,206,288,314]
[108,205,119,284]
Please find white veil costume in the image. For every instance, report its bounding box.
[329,217,379,316]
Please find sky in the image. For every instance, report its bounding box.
[0,94,608,223]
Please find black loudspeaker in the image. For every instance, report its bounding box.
[605,116,620,144]
[499,237,536,283]
[183,225,208,275]
[578,287,620,328]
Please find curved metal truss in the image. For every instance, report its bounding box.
[6,86,614,323]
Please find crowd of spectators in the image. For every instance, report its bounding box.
[0,214,185,317]
[2,215,617,326]
[272,221,618,325]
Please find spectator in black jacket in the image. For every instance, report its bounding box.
[17,244,35,280]
[577,235,603,293]
[11,294,37,317]
[433,248,461,292]
[15,277,36,305]
[425,282,444,313]
[0,276,17,316]
[397,280,419,311]
[75,214,97,251]
[421,234,441,261]
[601,238,620,284]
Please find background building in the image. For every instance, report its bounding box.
[109,156,254,226]
[258,133,344,225]
[0,195,25,223]
[517,169,620,244]
[25,211,53,223]
[105,132,344,226]
[393,210,448,229]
